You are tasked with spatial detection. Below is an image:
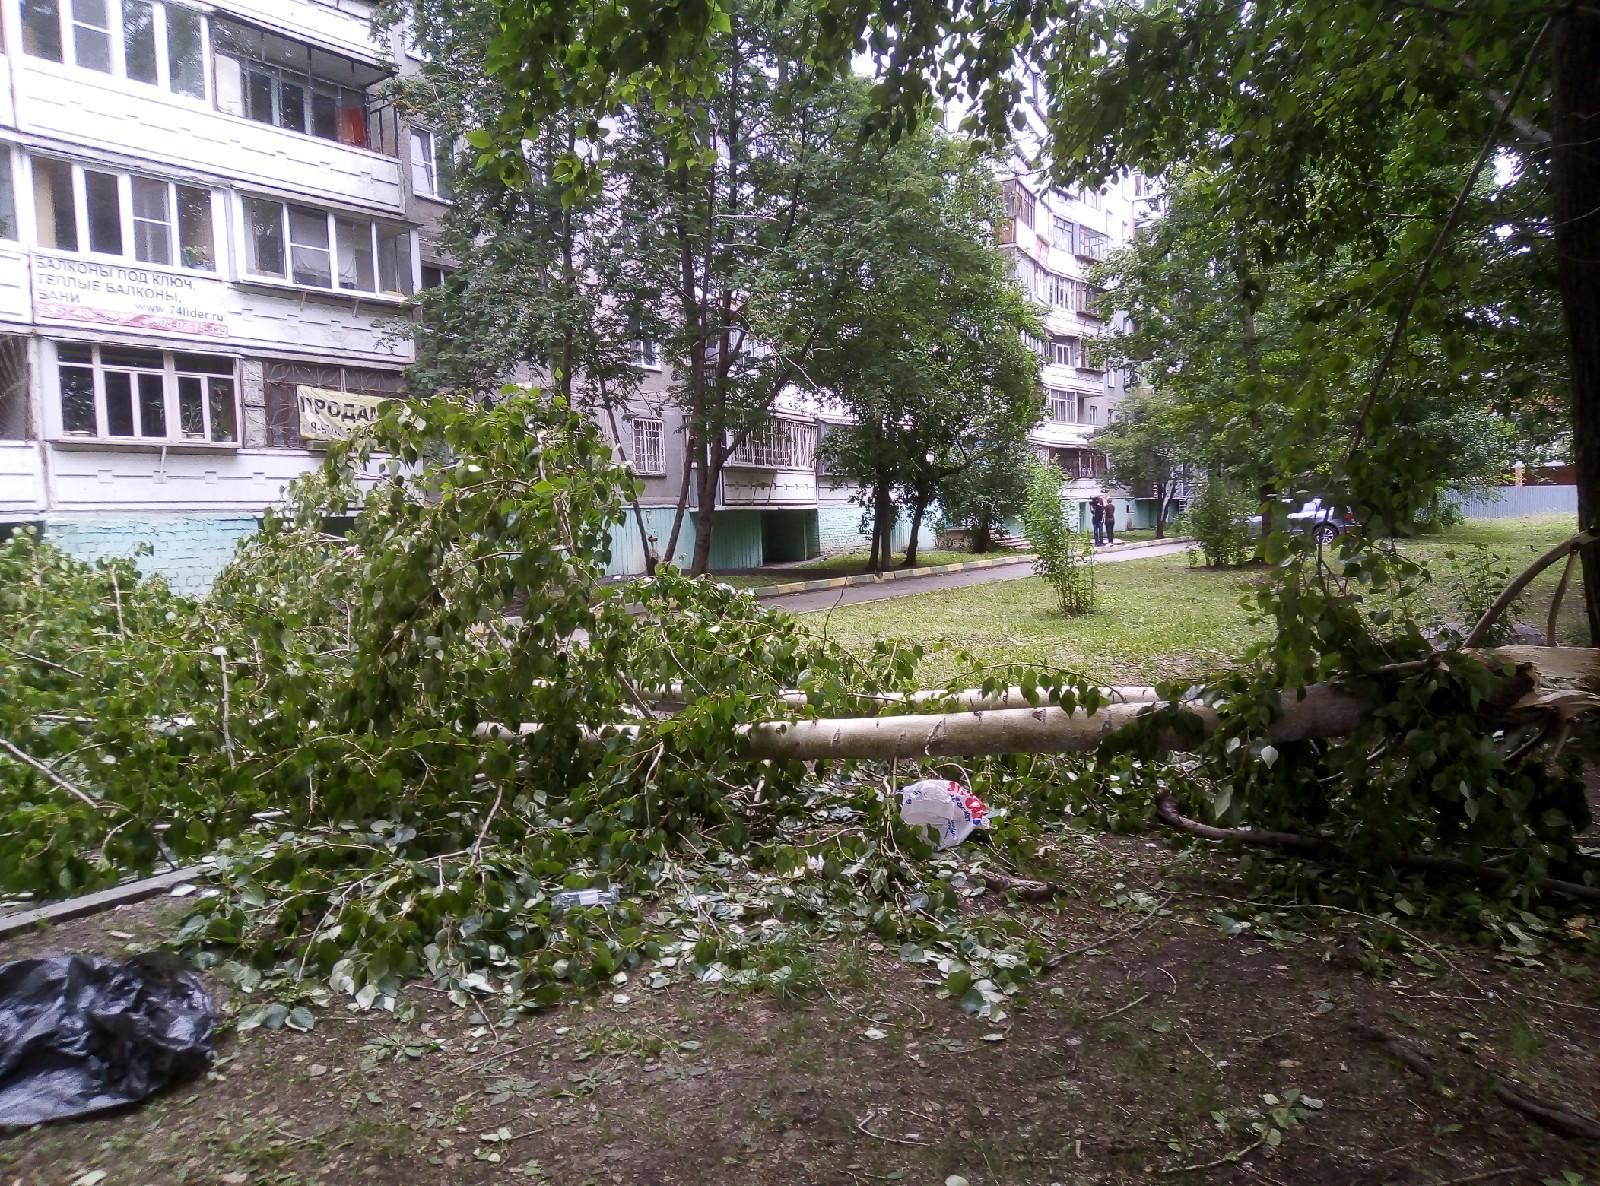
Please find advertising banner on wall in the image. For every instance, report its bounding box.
[32,255,229,338]
[296,386,389,442]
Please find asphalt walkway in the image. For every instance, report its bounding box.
[767,540,1190,613]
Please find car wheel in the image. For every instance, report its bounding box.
[1314,523,1339,545]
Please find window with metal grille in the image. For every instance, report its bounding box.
[262,361,404,448]
[630,416,664,475]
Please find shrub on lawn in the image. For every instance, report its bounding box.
[1180,479,1256,568]
[1022,463,1096,615]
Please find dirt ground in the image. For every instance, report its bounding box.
[5,833,1600,1186]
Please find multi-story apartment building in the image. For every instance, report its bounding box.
[1001,171,1155,532]
[0,0,428,591]
[984,67,1167,535]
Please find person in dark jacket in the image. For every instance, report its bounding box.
[1089,496,1105,546]
[1102,496,1116,545]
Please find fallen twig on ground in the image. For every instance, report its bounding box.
[977,868,1065,899]
[1157,1135,1266,1175]
[1157,794,1600,903]
[1042,894,1173,972]
[1091,990,1150,1022]
[855,1108,931,1146]
[1353,1023,1600,1141]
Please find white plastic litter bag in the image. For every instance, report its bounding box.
[897,779,990,849]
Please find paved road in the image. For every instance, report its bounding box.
[767,541,1190,613]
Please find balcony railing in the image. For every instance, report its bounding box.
[728,418,817,470]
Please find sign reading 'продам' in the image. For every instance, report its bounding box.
[297,386,389,443]
[32,253,229,338]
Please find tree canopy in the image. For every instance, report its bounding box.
[481,0,1600,634]
[803,122,1041,570]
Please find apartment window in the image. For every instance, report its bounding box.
[0,155,16,242]
[1075,226,1109,262]
[214,19,378,149]
[55,343,237,443]
[419,263,451,290]
[261,361,403,448]
[635,338,660,370]
[22,1,208,96]
[1050,337,1080,368]
[30,158,215,269]
[1053,215,1073,245]
[1020,330,1047,359]
[630,416,664,475]
[1004,180,1035,231]
[71,0,112,71]
[409,128,452,200]
[1081,187,1103,211]
[1053,448,1104,480]
[1046,388,1074,424]
[243,197,413,296]
[22,0,65,61]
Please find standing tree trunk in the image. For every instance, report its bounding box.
[873,479,895,573]
[903,496,927,568]
[1551,8,1600,643]
[971,515,993,553]
[1154,482,1169,540]
[689,440,719,576]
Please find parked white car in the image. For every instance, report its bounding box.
[1247,497,1360,544]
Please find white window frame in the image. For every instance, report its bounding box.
[239,195,416,298]
[22,0,213,100]
[630,415,665,476]
[31,156,219,272]
[50,341,239,446]
[409,127,452,202]
[1050,337,1079,368]
[634,338,661,370]
[1046,388,1076,424]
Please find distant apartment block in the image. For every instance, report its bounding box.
[0,0,451,590]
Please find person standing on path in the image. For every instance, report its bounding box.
[1102,495,1116,546]
[1089,495,1105,547]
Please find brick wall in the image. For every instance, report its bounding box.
[816,506,938,557]
[46,515,261,597]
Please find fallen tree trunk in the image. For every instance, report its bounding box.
[479,682,1361,757]
[610,681,1167,713]
[480,648,1596,760]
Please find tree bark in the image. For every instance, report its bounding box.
[689,444,718,576]
[867,477,894,573]
[661,429,697,568]
[903,497,927,567]
[1550,8,1600,644]
[972,516,992,553]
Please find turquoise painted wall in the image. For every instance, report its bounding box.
[605,507,766,575]
[47,515,260,597]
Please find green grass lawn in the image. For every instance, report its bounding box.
[804,515,1585,686]
[711,547,1024,587]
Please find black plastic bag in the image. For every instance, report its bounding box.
[0,953,215,1127]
